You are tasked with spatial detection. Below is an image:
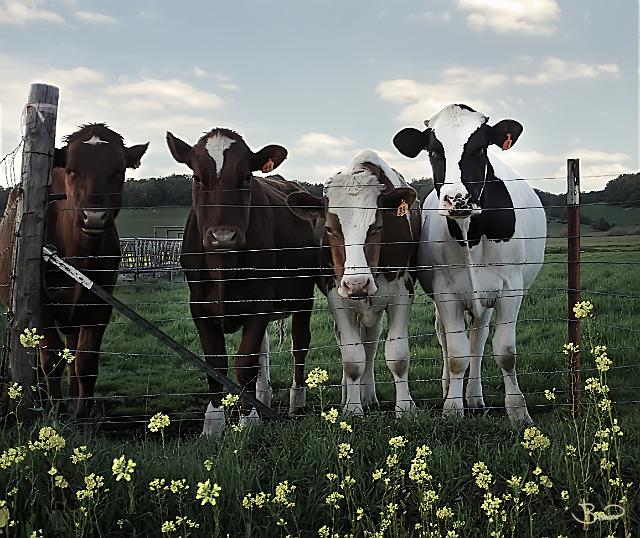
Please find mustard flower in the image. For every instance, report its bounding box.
[521,426,551,455]
[273,480,296,508]
[195,479,221,506]
[0,446,26,470]
[388,436,407,449]
[563,342,579,355]
[544,388,556,401]
[203,459,213,471]
[321,408,339,424]
[325,491,345,510]
[59,348,75,364]
[337,443,353,460]
[168,479,189,494]
[19,328,42,348]
[522,481,539,496]
[221,393,240,407]
[472,461,493,490]
[7,383,22,400]
[76,474,105,500]
[71,446,92,464]
[306,368,329,389]
[339,421,352,432]
[436,506,454,519]
[148,412,170,433]
[112,455,136,482]
[29,427,65,454]
[149,478,166,492]
[573,300,593,319]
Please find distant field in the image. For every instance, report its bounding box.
[116,203,640,239]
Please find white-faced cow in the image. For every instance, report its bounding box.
[166,128,321,435]
[288,151,420,416]
[393,104,546,423]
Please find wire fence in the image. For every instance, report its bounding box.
[0,133,639,433]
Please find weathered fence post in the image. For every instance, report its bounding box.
[8,83,59,420]
[567,158,581,416]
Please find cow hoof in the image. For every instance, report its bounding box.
[289,386,306,416]
[342,402,365,417]
[466,396,486,416]
[395,398,416,418]
[239,407,261,428]
[256,385,273,408]
[442,398,464,418]
[467,405,487,418]
[202,403,225,437]
[508,409,533,425]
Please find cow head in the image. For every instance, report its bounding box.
[55,124,148,236]
[166,128,287,251]
[393,104,522,220]
[287,151,416,299]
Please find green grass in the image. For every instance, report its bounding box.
[117,207,189,238]
[1,237,639,536]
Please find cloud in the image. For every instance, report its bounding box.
[295,132,355,157]
[0,0,65,25]
[456,0,559,35]
[74,10,119,24]
[193,66,207,77]
[0,54,224,182]
[514,57,619,84]
[107,78,224,110]
[376,67,508,123]
[409,10,452,23]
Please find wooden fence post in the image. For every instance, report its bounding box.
[567,158,581,416]
[8,83,59,420]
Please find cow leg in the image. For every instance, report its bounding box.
[235,317,269,424]
[39,327,66,410]
[385,296,415,416]
[360,320,381,409]
[437,299,469,417]
[256,329,272,408]
[434,306,450,399]
[193,318,227,437]
[290,305,312,416]
[72,325,107,419]
[328,292,365,416]
[466,309,491,413]
[66,329,80,415]
[493,294,532,424]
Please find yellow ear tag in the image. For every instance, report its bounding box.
[397,199,409,217]
[262,158,275,173]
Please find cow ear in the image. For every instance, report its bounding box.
[393,128,431,158]
[490,120,523,151]
[378,186,417,211]
[53,146,67,168]
[252,145,287,173]
[286,191,325,221]
[166,132,193,166]
[125,143,149,169]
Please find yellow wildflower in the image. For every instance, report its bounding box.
[321,408,339,424]
[59,348,75,364]
[273,480,296,508]
[7,383,22,400]
[544,388,556,401]
[472,461,493,490]
[306,368,329,389]
[522,481,539,496]
[337,443,353,460]
[195,479,221,506]
[388,436,407,449]
[148,412,170,432]
[112,455,136,482]
[71,446,92,464]
[19,328,42,348]
[573,300,593,319]
[29,427,65,454]
[521,426,550,455]
[339,421,352,432]
[221,393,240,407]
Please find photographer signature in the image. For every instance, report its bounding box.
[572,502,625,525]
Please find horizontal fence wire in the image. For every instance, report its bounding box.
[2,157,638,431]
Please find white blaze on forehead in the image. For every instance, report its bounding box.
[428,105,487,186]
[83,135,109,145]
[325,151,390,276]
[205,133,235,177]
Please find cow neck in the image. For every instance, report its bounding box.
[446,162,515,248]
[378,207,418,281]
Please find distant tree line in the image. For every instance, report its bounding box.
[0,172,637,223]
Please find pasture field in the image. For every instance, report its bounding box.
[1,238,639,536]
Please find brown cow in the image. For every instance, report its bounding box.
[287,150,421,416]
[0,124,148,418]
[166,128,321,435]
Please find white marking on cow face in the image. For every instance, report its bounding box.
[326,151,403,298]
[428,105,487,218]
[205,133,235,177]
[83,135,109,145]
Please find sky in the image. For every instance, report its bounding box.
[0,0,637,193]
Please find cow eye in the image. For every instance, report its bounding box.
[67,169,78,179]
[369,225,383,234]
[193,174,201,183]
[324,226,336,237]
[429,151,443,161]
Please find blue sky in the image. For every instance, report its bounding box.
[0,0,637,193]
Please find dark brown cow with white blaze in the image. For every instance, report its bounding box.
[0,123,148,418]
[166,128,320,435]
[287,151,420,416]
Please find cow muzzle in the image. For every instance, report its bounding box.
[81,209,112,235]
[440,193,477,219]
[339,274,378,299]
[204,227,243,251]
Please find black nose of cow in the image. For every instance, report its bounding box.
[81,209,109,234]
[444,193,473,217]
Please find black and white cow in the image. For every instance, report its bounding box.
[287,151,421,416]
[393,104,546,423]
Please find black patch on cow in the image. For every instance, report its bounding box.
[446,161,516,248]
[454,103,477,113]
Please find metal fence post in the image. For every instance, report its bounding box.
[8,83,59,420]
[567,158,581,416]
